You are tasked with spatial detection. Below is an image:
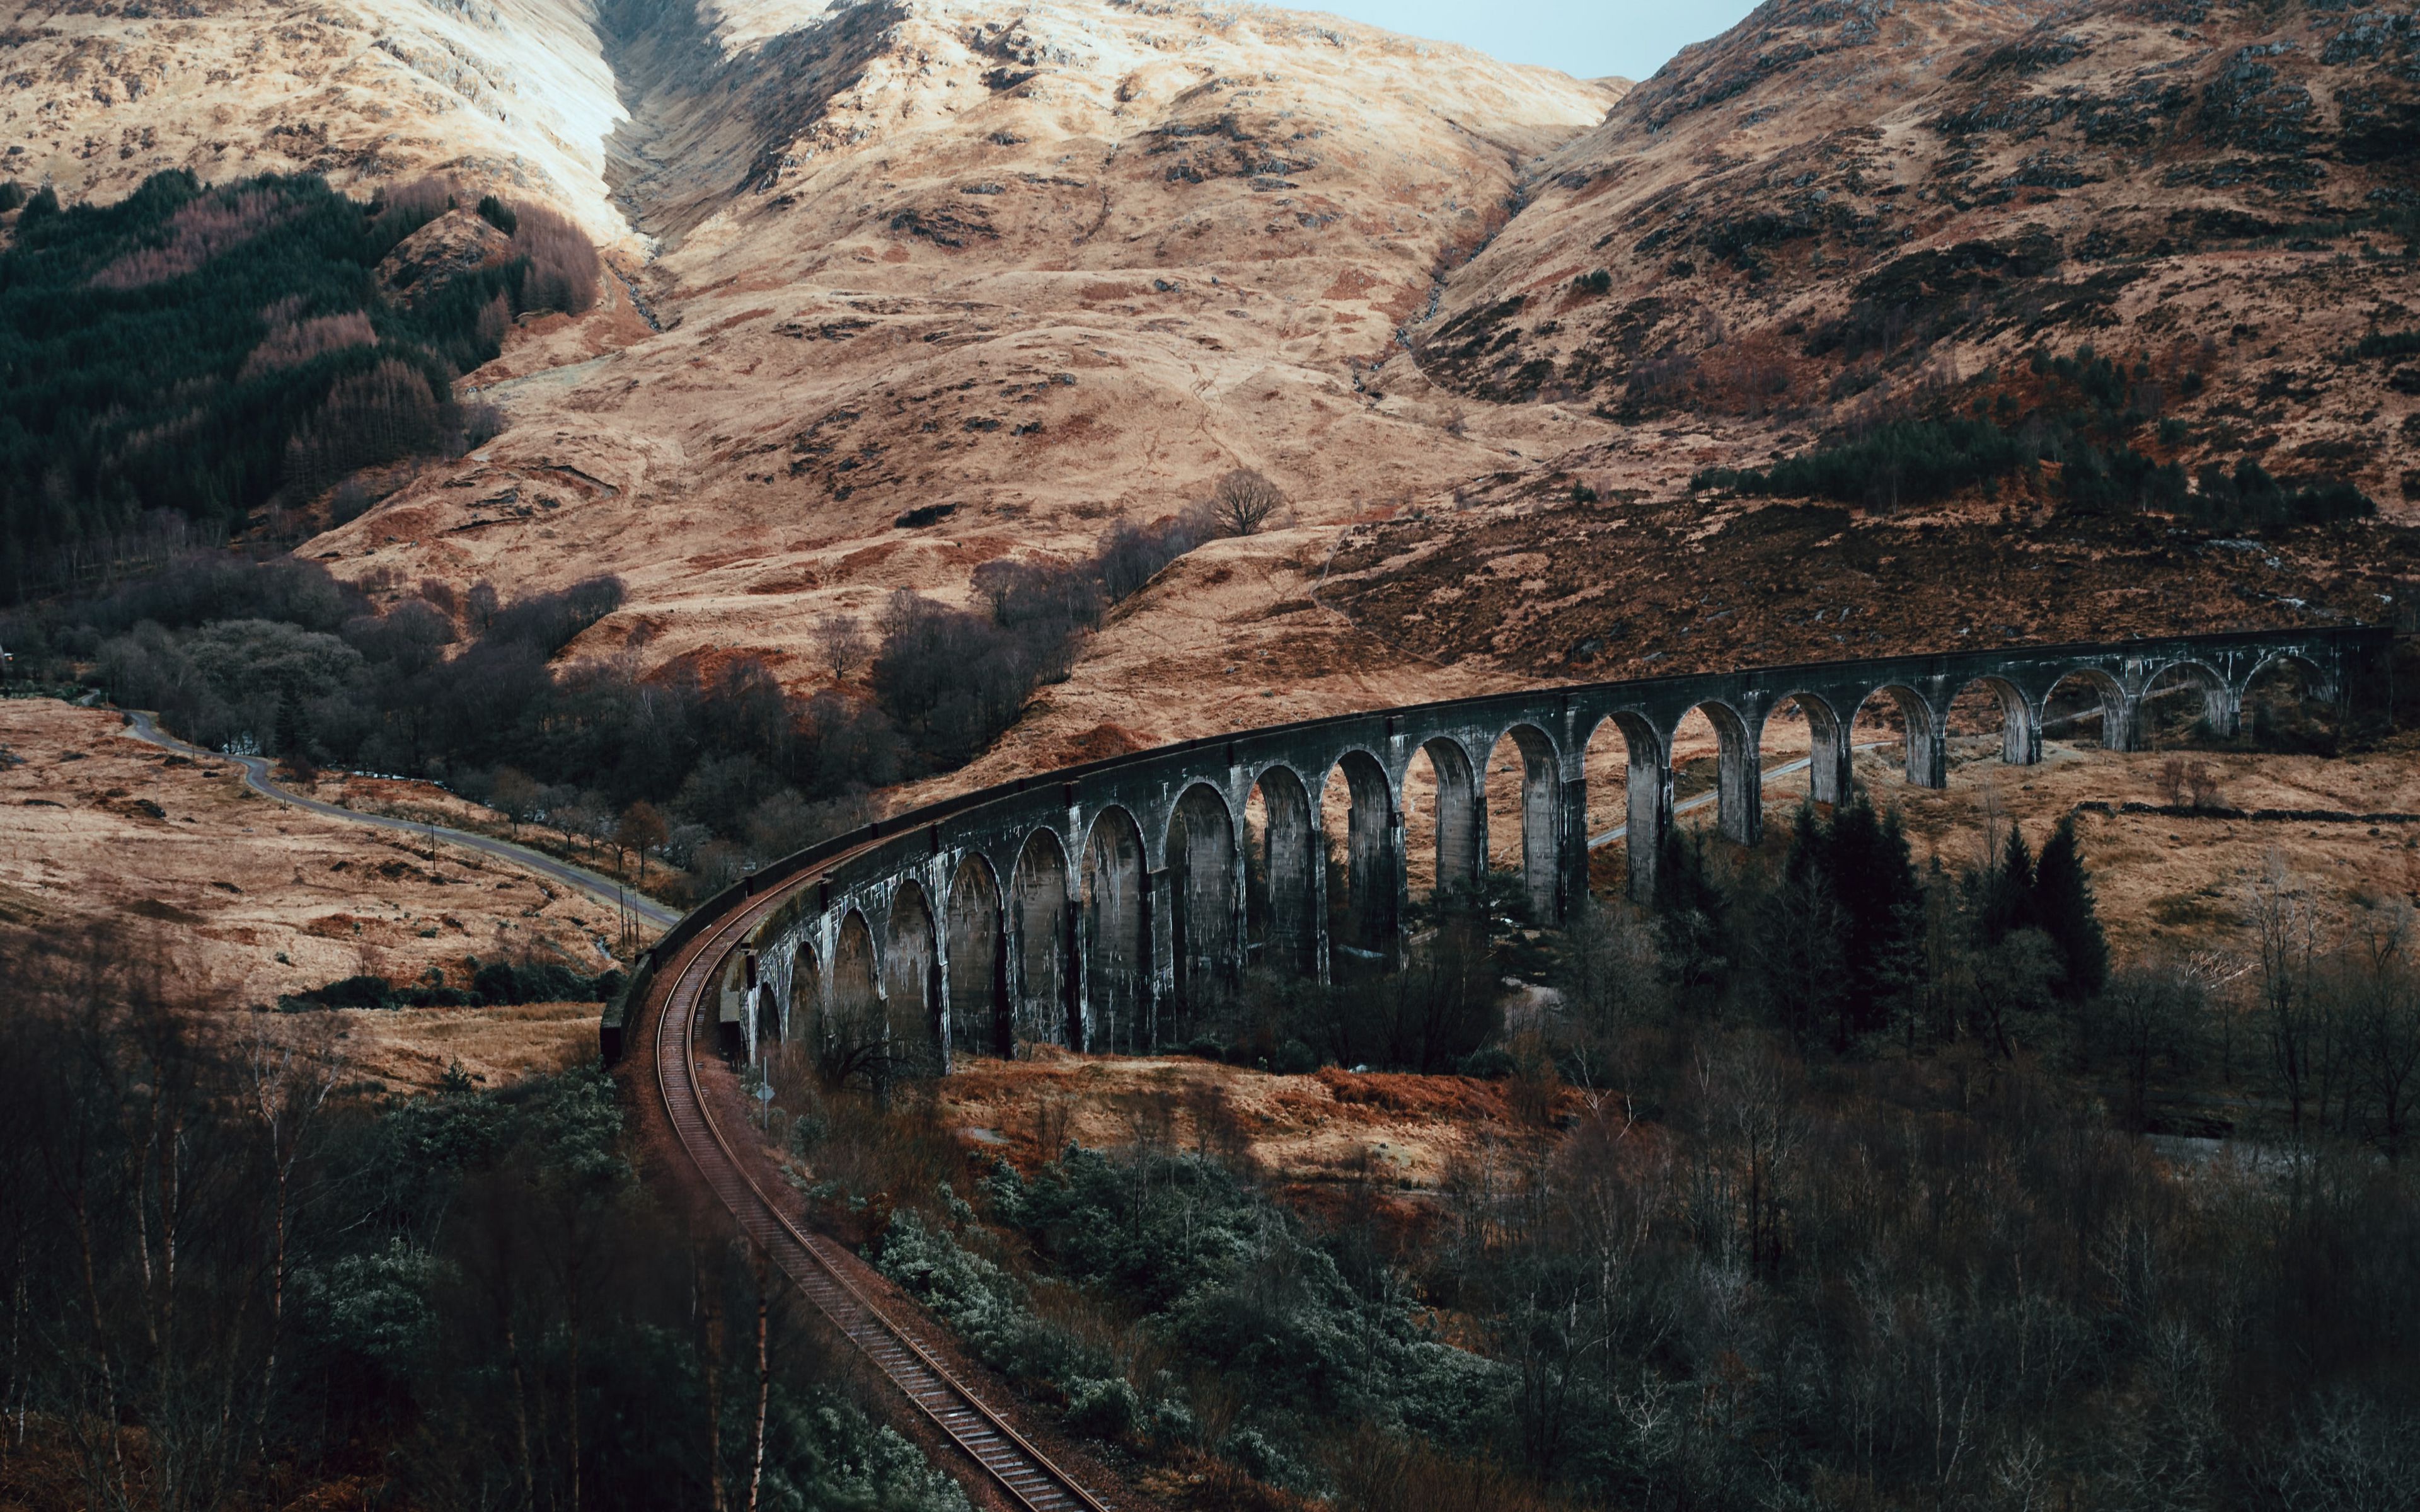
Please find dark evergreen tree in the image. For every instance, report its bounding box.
[1654,823,1731,1005]
[2032,813,2109,1003]
[274,684,304,758]
[1819,790,1926,1050]
[1760,801,1848,1048]
[1974,822,2037,946]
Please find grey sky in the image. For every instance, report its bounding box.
[1301,1,1760,84]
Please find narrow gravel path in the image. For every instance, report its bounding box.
[117,708,682,929]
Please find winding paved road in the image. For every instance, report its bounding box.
[116,708,681,929]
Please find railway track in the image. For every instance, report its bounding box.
[648,889,1112,1512]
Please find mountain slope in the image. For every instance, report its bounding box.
[1417,0,2420,511]
[1,0,633,241]
[9,0,2409,774]
[268,0,1618,749]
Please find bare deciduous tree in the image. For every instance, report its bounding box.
[813,612,872,680]
[1210,467,1286,537]
[490,766,541,837]
[1552,898,1666,1099]
[2250,854,2327,1137]
[616,799,669,883]
[2157,756,2223,810]
[244,1018,343,1453]
[2345,900,2420,1157]
[2101,960,2208,1131]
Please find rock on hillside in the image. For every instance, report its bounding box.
[1420,0,2420,510]
[377,207,518,304]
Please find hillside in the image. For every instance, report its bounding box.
[1414,0,2420,515]
[3,0,2412,767]
[1,0,633,241]
[8,8,2420,1508]
[256,0,1621,748]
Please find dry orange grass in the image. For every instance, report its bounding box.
[0,699,619,1091]
[331,998,600,1092]
[936,1050,1571,1196]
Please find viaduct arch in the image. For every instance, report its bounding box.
[614,627,2386,1069]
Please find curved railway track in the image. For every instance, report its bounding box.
[645,879,1113,1512]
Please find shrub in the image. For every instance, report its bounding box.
[1150,1397,1198,1446]
[471,960,602,1005]
[453,398,508,452]
[986,1147,1510,1440]
[1273,1038,1318,1075]
[293,973,395,1009]
[1224,1428,1300,1488]
[875,1210,1113,1392]
[301,1237,437,1375]
[2351,329,2420,361]
[1065,1376,1141,1438]
[1456,1045,1516,1079]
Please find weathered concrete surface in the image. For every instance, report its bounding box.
[608,627,2388,1069]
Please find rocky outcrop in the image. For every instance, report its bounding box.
[377,208,516,305]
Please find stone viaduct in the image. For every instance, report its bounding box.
[604,626,2388,1070]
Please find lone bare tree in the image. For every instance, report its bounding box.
[814,612,872,680]
[616,800,669,883]
[490,767,541,837]
[1211,467,1286,537]
[2250,854,2326,1137]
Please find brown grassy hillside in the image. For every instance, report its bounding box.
[1415,0,2419,513]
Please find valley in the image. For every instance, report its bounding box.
[3,0,2419,1507]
